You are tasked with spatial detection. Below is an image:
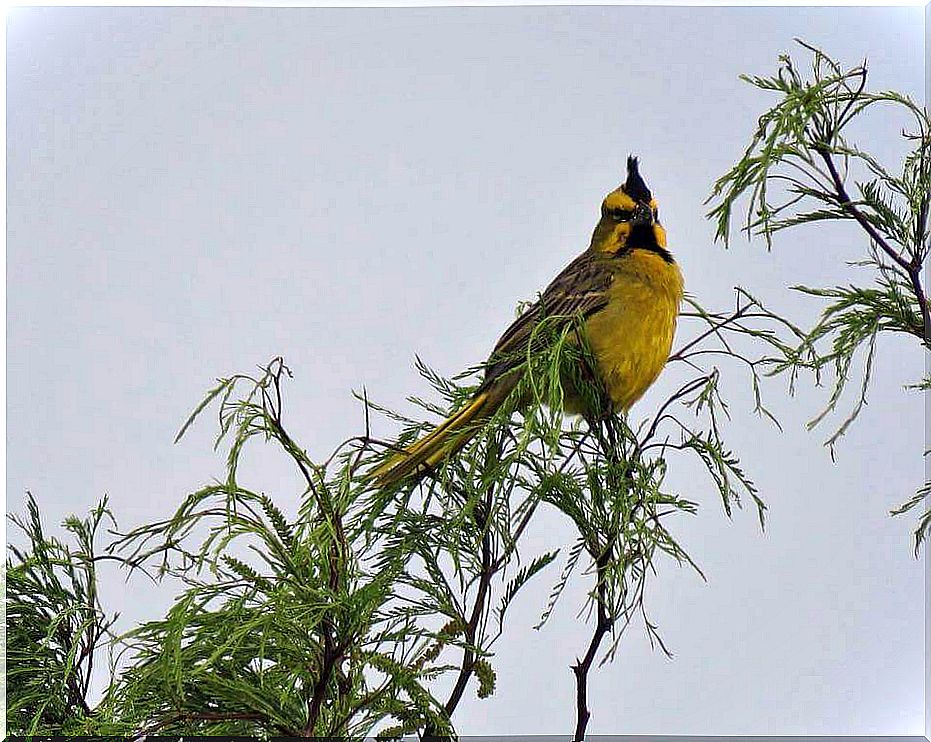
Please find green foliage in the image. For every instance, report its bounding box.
[360,290,787,740]
[8,290,789,737]
[109,359,454,738]
[7,494,123,734]
[10,38,927,739]
[707,39,931,553]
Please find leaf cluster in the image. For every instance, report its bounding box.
[706,39,931,551]
[7,495,122,734]
[8,287,790,738]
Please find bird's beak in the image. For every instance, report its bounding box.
[631,203,653,226]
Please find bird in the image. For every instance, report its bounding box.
[370,156,684,486]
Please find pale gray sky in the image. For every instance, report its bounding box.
[7,5,926,735]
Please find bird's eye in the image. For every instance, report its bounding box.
[610,209,632,222]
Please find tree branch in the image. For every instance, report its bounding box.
[572,548,614,742]
[442,476,496,719]
[816,146,911,271]
[816,146,930,343]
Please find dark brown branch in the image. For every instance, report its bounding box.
[569,415,625,742]
[417,432,508,740]
[906,265,930,345]
[257,361,347,736]
[306,630,340,734]
[572,549,614,742]
[917,190,931,344]
[816,147,911,270]
[443,482,496,719]
[816,146,930,343]
[52,615,93,717]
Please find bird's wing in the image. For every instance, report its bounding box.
[482,250,613,384]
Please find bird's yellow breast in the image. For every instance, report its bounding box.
[580,248,684,412]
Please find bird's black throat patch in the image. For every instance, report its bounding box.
[628,223,674,263]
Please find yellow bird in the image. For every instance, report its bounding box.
[371,157,683,486]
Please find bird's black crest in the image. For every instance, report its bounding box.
[624,155,652,203]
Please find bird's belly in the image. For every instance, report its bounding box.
[571,265,681,413]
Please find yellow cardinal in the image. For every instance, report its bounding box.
[371,157,683,485]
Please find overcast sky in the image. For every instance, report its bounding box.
[7,5,927,735]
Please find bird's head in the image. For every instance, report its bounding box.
[590,156,668,257]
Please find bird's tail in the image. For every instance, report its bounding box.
[369,390,498,487]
